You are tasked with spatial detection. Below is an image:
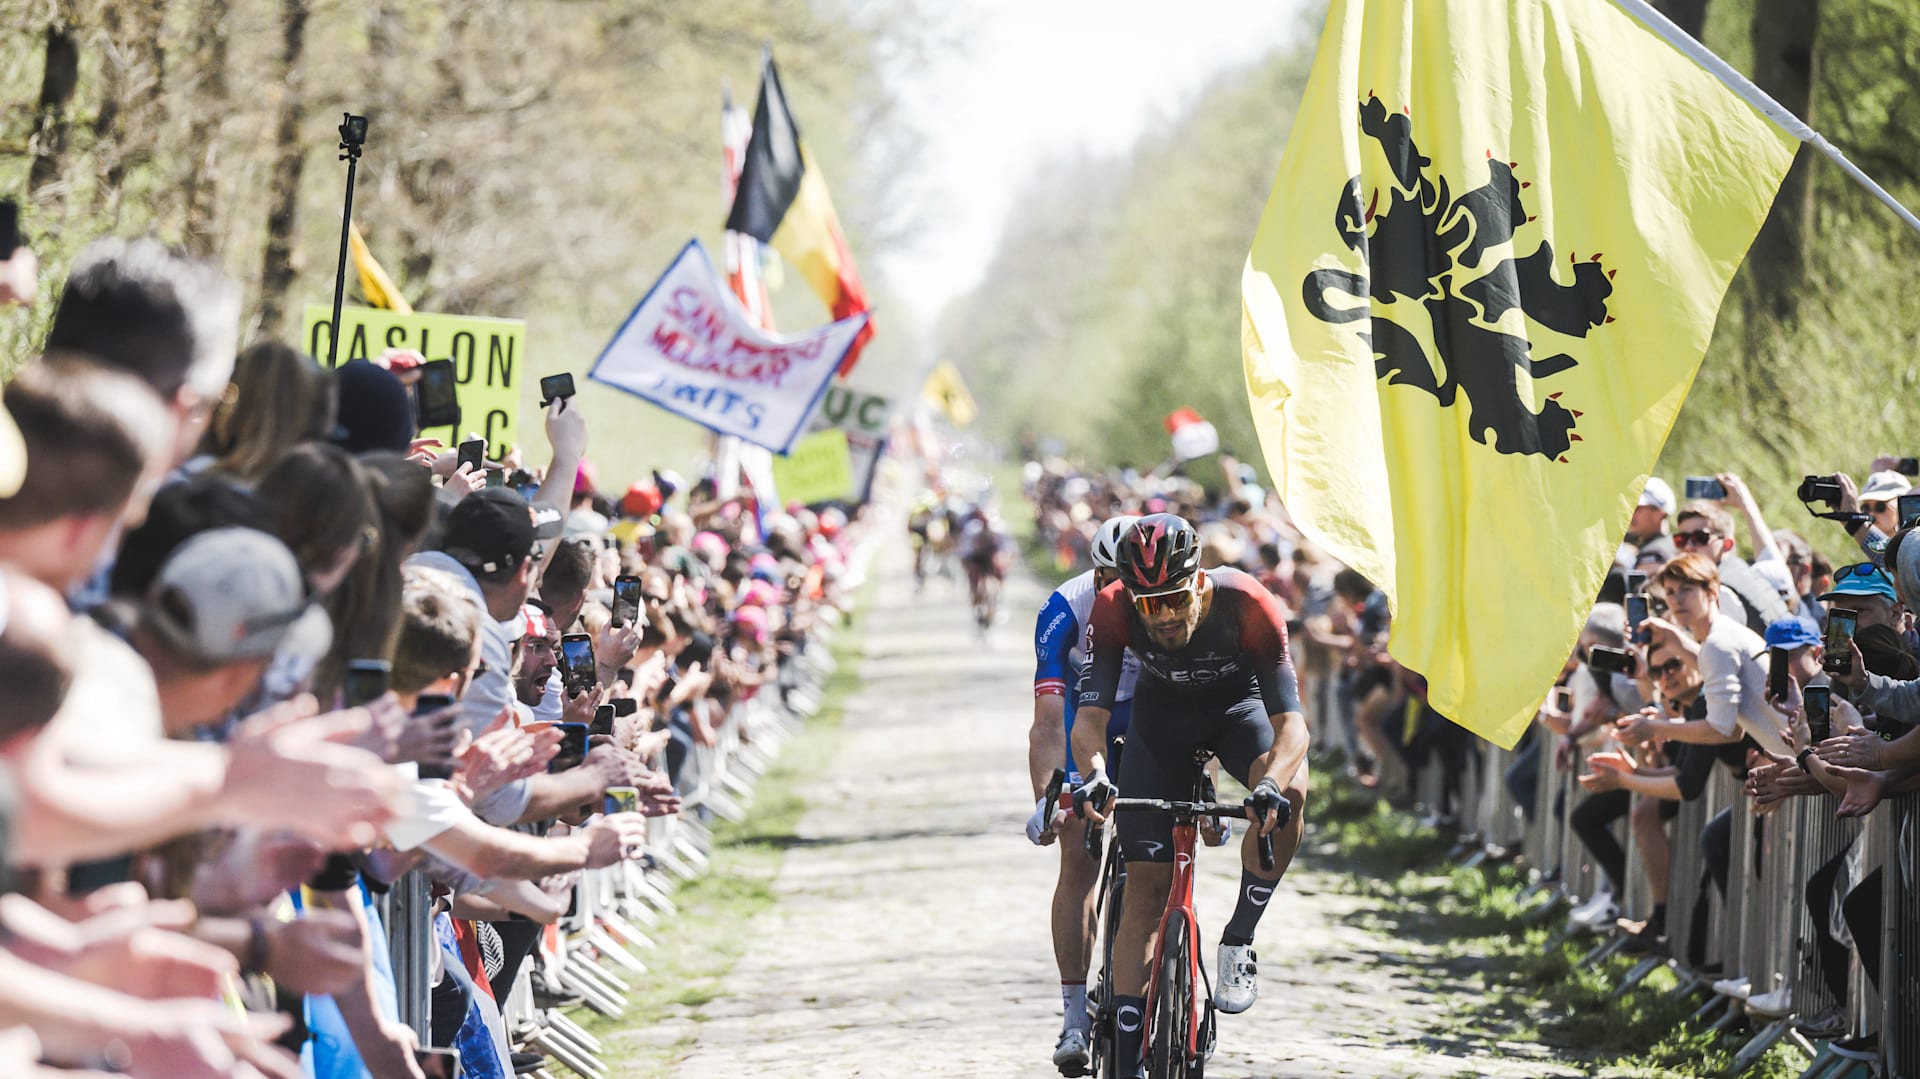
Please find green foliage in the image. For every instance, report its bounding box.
[0,0,934,480]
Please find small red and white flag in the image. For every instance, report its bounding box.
[1164,408,1220,461]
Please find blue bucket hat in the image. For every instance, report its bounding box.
[1819,562,1898,605]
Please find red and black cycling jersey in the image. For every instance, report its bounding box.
[1077,566,1302,715]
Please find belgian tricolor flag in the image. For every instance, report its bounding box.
[726,53,874,375]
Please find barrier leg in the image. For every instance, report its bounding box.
[1722,1017,1802,1078]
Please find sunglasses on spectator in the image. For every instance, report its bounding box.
[1673,529,1719,547]
[1649,658,1686,679]
[1131,583,1198,618]
[1832,562,1888,584]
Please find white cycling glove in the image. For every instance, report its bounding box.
[1025,796,1060,845]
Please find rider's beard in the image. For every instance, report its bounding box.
[1147,607,1200,650]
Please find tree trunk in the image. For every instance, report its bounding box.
[1746,0,1820,327]
[181,0,232,256]
[1650,0,1709,39]
[256,0,312,337]
[28,16,81,199]
[94,1,169,211]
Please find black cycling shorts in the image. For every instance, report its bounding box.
[1116,680,1275,863]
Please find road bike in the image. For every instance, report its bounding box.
[1080,746,1279,1079]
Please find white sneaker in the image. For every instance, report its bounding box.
[1566,890,1619,932]
[1712,976,1752,1000]
[1212,942,1258,1014]
[1052,1027,1091,1077]
[1746,986,1791,1018]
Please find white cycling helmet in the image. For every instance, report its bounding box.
[1090,514,1142,571]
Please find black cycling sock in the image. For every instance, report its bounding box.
[1221,869,1278,946]
[1113,994,1146,1075]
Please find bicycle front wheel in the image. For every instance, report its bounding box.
[1148,917,1193,1079]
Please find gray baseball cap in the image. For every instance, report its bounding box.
[142,527,332,666]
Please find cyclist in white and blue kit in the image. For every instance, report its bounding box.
[1027,514,1139,1076]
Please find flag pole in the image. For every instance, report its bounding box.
[1611,0,1920,238]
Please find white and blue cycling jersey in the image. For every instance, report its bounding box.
[1034,569,1137,782]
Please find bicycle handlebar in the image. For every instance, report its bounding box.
[1113,798,1282,872]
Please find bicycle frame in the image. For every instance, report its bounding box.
[1140,816,1205,1070]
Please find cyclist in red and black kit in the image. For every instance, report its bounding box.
[1072,513,1308,1075]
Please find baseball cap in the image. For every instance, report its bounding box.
[1639,477,1676,516]
[142,528,331,665]
[1859,470,1911,504]
[1752,559,1796,603]
[443,489,563,576]
[1764,618,1821,651]
[1819,562,1899,604]
[621,483,663,519]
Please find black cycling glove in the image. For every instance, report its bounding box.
[1073,768,1116,817]
[1246,776,1292,829]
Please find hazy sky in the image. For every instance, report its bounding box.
[880,1,1314,324]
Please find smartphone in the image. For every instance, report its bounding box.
[612,575,644,627]
[413,693,457,780]
[343,659,391,708]
[1803,685,1833,744]
[1824,609,1858,676]
[1553,685,1572,713]
[1588,645,1637,676]
[549,723,590,773]
[1625,594,1650,645]
[414,359,461,430]
[0,200,18,255]
[1767,646,1791,703]
[1896,457,1920,477]
[1625,570,1648,597]
[606,786,640,814]
[486,467,506,488]
[560,633,596,694]
[591,703,616,739]
[457,438,487,473]
[1684,476,1727,501]
[413,1047,460,1079]
[539,372,576,407]
[611,697,639,718]
[1899,492,1920,530]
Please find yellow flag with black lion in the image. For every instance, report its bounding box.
[1241,0,1797,746]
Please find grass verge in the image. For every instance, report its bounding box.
[1301,776,1806,1079]
[575,596,871,1078]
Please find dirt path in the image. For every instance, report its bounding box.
[669,543,1579,1079]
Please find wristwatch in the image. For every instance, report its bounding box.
[1796,747,1817,774]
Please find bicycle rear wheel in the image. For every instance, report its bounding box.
[1090,854,1125,1079]
[1147,918,1193,1079]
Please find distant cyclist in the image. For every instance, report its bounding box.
[959,506,1013,630]
[1027,515,1141,1075]
[1073,513,1308,1077]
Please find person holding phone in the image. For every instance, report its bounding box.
[1627,554,1792,756]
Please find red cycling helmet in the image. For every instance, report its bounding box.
[1116,513,1201,594]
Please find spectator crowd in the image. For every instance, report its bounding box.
[1023,449,1920,1064]
[0,235,861,1079]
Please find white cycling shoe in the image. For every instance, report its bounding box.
[1212,942,1259,1014]
[1052,1026,1091,1077]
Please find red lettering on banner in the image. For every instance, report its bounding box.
[649,281,835,389]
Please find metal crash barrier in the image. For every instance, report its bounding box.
[1407,725,1920,1079]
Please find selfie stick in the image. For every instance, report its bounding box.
[327,114,369,367]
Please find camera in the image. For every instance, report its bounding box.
[1798,475,1844,506]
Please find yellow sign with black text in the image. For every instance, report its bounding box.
[769,429,855,507]
[303,305,526,456]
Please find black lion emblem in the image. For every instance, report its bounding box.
[1302,95,1615,461]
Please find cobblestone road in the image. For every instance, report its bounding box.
[671,543,1581,1078]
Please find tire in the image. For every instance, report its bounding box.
[1092,852,1126,1079]
[1148,917,1192,1079]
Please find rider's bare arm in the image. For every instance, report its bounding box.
[1071,585,1132,807]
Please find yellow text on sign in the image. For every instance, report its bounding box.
[303,304,526,457]
[770,429,855,507]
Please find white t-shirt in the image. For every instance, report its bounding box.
[382,767,474,852]
[1698,613,1791,757]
